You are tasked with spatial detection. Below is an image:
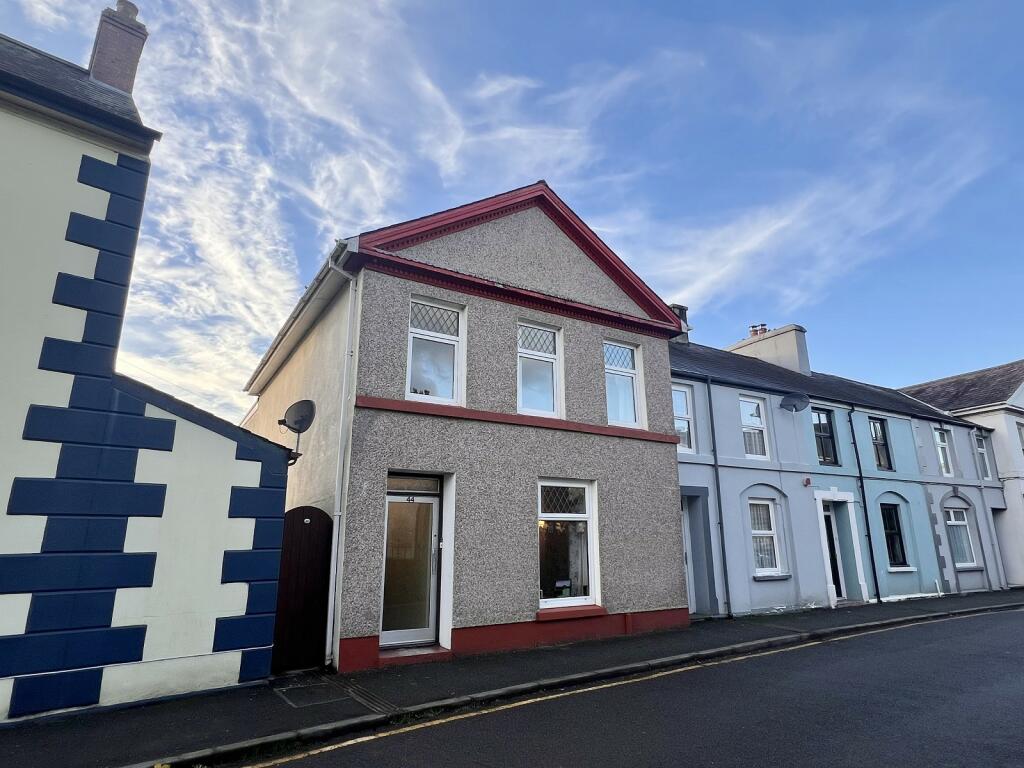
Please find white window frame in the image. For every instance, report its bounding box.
[671,383,695,453]
[749,498,782,576]
[975,435,992,481]
[603,341,646,429]
[537,479,599,609]
[405,297,466,406]
[944,508,977,567]
[933,427,954,477]
[517,321,564,419]
[740,395,770,460]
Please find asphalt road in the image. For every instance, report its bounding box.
[244,609,1024,768]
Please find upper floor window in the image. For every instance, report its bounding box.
[880,503,909,568]
[869,417,893,471]
[812,408,839,466]
[407,299,463,405]
[1017,423,1024,456]
[749,500,781,575]
[604,342,642,427]
[740,396,769,459]
[933,428,954,477]
[518,323,561,418]
[975,435,992,481]
[944,508,976,567]
[672,384,694,452]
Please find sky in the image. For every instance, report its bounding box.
[3,0,1022,420]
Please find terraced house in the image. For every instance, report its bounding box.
[243,183,689,671]
[670,323,1008,617]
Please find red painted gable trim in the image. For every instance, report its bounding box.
[346,247,679,338]
[355,396,680,444]
[357,183,680,329]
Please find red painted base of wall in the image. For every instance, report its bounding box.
[337,607,690,672]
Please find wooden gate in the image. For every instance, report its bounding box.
[271,506,333,673]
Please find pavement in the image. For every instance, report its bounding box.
[2,589,1022,768]
[262,608,1024,768]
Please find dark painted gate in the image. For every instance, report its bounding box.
[272,506,333,673]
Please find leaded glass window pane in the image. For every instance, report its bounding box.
[540,485,586,516]
[410,301,459,337]
[518,325,556,356]
[603,342,635,370]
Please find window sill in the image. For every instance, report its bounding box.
[888,566,917,573]
[753,573,791,582]
[744,455,771,461]
[955,565,984,573]
[535,605,607,622]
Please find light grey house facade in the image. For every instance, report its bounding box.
[670,323,1007,617]
[243,183,690,672]
[904,360,1024,586]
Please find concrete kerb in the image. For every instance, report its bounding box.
[123,600,1024,768]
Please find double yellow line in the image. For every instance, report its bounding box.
[246,610,1010,767]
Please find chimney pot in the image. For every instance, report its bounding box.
[749,324,759,338]
[89,2,148,93]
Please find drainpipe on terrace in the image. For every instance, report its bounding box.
[704,375,733,617]
[847,406,882,602]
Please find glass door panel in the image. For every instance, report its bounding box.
[381,497,438,646]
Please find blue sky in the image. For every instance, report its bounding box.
[4,1,1022,419]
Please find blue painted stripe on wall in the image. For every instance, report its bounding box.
[245,580,279,613]
[94,251,133,286]
[0,552,155,593]
[38,338,116,378]
[78,155,148,201]
[252,519,284,549]
[82,312,122,347]
[66,213,138,257]
[68,378,146,415]
[8,478,166,517]
[105,194,144,229]
[57,445,139,481]
[238,648,273,681]
[41,517,128,552]
[23,405,175,449]
[117,154,150,174]
[228,486,287,518]
[222,550,281,583]
[212,614,275,652]
[0,625,146,676]
[52,273,127,316]
[8,669,103,718]
[26,590,116,632]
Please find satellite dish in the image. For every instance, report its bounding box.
[779,392,810,412]
[278,400,316,465]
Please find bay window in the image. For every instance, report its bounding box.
[538,480,597,608]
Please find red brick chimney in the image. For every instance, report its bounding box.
[88,1,148,94]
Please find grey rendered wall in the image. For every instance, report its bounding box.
[395,206,648,318]
[340,409,683,635]
[243,285,350,514]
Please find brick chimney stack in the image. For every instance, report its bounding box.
[88,1,148,94]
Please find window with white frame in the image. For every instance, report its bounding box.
[740,397,769,458]
[749,500,781,575]
[933,427,954,477]
[944,508,976,567]
[406,299,464,404]
[671,384,694,452]
[1017,423,1024,456]
[975,435,992,481]
[517,322,561,417]
[604,342,641,427]
[538,481,597,608]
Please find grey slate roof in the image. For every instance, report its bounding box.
[901,359,1024,412]
[670,341,971,425]
[0,33,159,145]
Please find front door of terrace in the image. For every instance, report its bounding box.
[822,501,846,600]
[381,495,440,646]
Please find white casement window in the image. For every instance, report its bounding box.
[944,508,976,567]
[740,396,769,459]
[933,428,954,477]
[604,341,643,428]
[517,322,562,417]
[538,480,598,608]
[975,435,992,481]
[749,499,781,575]
[671,384,694,452]
[406,299,464,405]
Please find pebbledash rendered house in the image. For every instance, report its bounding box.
[0,5,288,720]
[243,183,688,671]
